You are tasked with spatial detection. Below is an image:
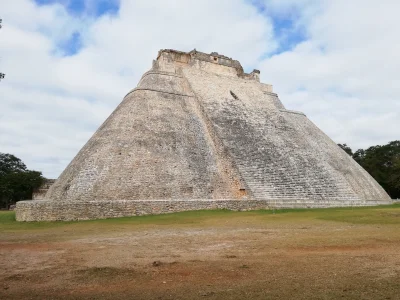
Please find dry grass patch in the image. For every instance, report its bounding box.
[1,204,399,299]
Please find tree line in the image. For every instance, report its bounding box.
[0,153,44,209]
[338,141,400,199]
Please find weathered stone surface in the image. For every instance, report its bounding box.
[32,179,56,200]
[16,49,392,221]
[16,199,390,222]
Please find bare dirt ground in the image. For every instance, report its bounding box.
[1,207,400,299]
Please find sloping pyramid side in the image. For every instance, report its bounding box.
[45,70,245,201]
[44,50,390,205]
[182,67,390,203]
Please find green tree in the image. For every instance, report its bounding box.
[338,143,353,156]
[0,153,27,174]
[353,141,400,199]
[389,155,400,192]
[352,148,365,164]
[0,153,45,208]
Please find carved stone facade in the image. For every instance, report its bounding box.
[16,49,391,221]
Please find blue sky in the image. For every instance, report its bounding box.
[34,0,305,58]
[250,0,307,55]
[35,0,120,55]
[35,0,119,17]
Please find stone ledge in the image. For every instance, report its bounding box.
[279,109,307,117]
[141,70,184,79]
[263,91,278,97]
[125,87,194,99]
[15,199,393,222]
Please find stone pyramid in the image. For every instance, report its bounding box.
[16,49,391,221]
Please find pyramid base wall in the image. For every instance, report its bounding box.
[15,199,392,222]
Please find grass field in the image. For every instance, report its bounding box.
[1,204,400,299]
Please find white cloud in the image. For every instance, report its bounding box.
[258,0,400,150]
[0,0,398,179]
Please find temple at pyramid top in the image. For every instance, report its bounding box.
[156,49,265,85]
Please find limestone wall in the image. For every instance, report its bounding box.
[182,66,390,203]
[45,70,243,202]
[32,179,56,200]
[16,199,390,222]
